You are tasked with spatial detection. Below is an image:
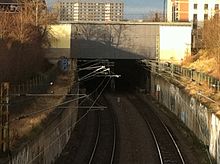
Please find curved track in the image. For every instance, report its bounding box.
[88,96,118,164]
[127,94,185,164]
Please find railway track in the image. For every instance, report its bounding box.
[88,96,118,164]
[56,92,208,164]
[55,95,118,164]
[127,94,185,164]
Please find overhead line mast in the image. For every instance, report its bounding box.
[0,82,9,153]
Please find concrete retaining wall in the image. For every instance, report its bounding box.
[151,74,220,163]
[8,84,78,164]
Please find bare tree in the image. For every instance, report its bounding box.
[78,24,100,40]
[0,0,56,81]
[111,25,127,48]
[75,24,127,47]
[143,11,163,22]
[202,17,220,78]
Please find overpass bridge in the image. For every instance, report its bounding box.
[46,21,192,62]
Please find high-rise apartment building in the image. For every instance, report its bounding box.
[58,0,124,22]
[167,0,220,22]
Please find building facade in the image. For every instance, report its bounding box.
[167,0,220,22]
[58,0,124,22]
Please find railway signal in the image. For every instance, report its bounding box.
[58,56,69,72]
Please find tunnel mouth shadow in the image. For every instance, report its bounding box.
[71,39,146,60]
[77,59,151,94]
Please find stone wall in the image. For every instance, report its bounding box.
[151,74,220,163]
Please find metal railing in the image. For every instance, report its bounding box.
[9,66,58,96]
[148,61,220,92]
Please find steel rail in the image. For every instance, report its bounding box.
[89,112,101,164]
[110,105,117,164]
[160,118,185,164]
[88,99,117,164]
[144,115,163,163]
[127,95,185,164]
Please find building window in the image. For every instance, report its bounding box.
[204,4,208,10]
[215,4,219,10]
[204,14,208,20]
[194,4,197,9]
[193,14,197,21]
[214,13,219,19]
[176,12,179,18]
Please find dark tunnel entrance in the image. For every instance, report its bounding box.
[77,59,151,93]
[113,60,150,91]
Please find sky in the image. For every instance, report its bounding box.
[47,0,164,19]
[125,0,163,16]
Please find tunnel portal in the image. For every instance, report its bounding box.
[77,59,151,93]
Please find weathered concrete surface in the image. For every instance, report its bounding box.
[46,24,71,64]
[71,22,191,61]
[45,22,191,61]
[151,73,220,163]
[1,69,78,164]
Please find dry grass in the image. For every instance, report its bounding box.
[10,72,74,148]
[181,54,195,66]
[182,50,219,78]
[179,76,220,114]
[179,50,220,113]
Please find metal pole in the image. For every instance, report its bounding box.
[163,0,166,21]
[171,63,174,77]
[0,82,9,153]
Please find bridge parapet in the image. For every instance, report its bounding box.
[46,22,192,61]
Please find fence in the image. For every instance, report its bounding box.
[173,64,220,90]
[0,66,58,154]
[9,66,58,96]
[149,61,220,92]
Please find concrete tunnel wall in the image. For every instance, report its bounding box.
[71,22,191,61]
[45,24,71,64]
[151,73,220,163]
[71,23,157,59]
[45,23,191,62]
